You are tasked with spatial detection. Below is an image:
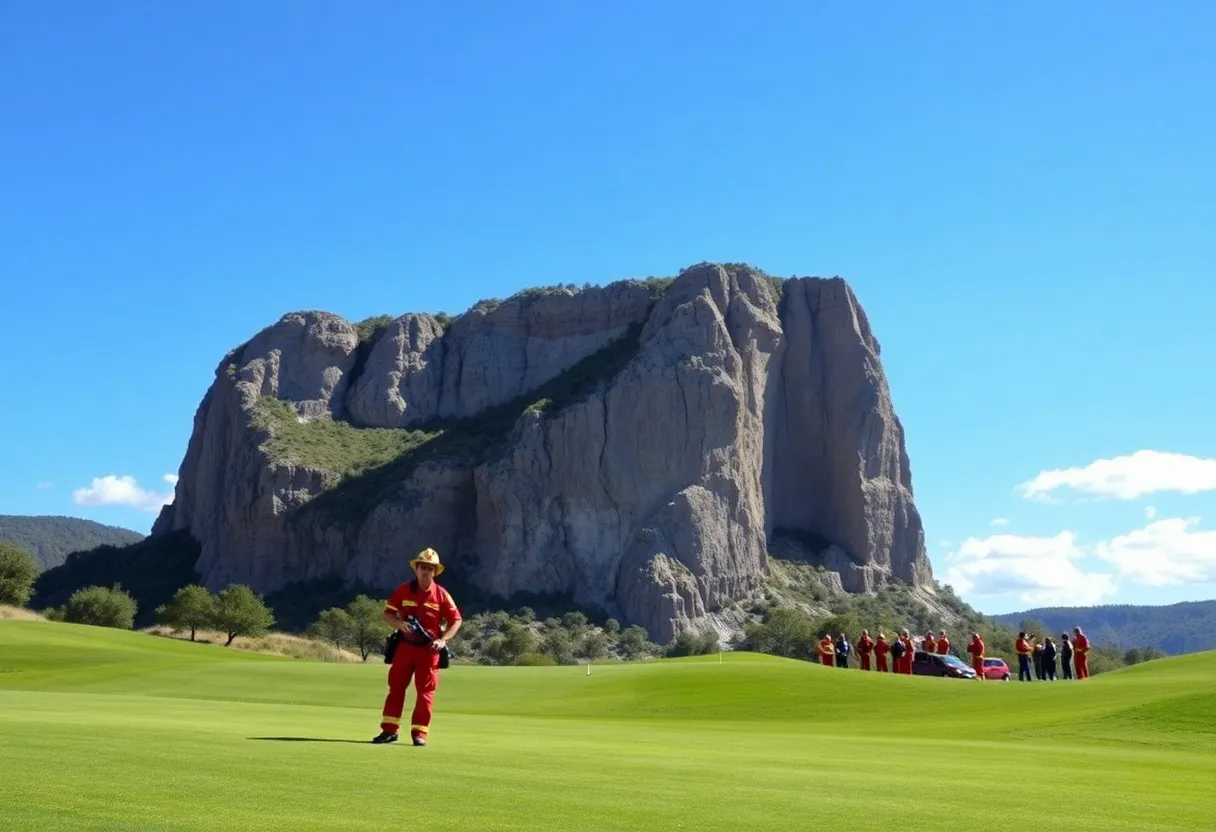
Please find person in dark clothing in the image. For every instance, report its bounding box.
[834,634,851,668]
[1042,637,1058,680]
[1060,633,1074,680]
[1033,640,1044,680]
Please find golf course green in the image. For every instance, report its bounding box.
[2,619,1213,831]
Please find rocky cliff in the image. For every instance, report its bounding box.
[153,263,931,643]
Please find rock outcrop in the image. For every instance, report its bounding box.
[153,264,930,643]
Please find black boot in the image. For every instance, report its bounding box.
[371,731,398,744]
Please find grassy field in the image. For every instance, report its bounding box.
[1,620,1213,831]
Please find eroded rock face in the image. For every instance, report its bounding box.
[770,279,929,585]
[345,282,657,428]
[154,264,931,643]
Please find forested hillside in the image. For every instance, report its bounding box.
[0,515,145,571]
[993,600,1216,655]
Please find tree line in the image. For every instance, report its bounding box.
[0,540,1172,671]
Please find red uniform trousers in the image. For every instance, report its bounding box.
[381,643,440,737]
[971,657,984,676]
[860,652,872,671]
[875,654,888,672]
[1074,654,1089,679]
[899,656,914,674]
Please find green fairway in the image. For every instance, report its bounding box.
[2,621,1213,831]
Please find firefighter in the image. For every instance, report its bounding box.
[1072,627,1091,679]
[967,632,985,679]
[857,629,875,671]
[936,630,951,655]
[1015,631,1034,681]
[874,632,890,672]
[372,548,462,746]
[818,634,835,667]
[922,631,938,654]
[897,629,915,674]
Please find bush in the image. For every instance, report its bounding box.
[665,630,720,658]
[60,584,138,629]
[516,652,556,666]
[0,542,38,607]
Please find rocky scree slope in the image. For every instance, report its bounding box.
[153,263,931,643]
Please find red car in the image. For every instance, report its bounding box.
[981,657,1011,681]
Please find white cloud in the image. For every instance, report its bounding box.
[1145,505,1157,520]
[72,473,178,513]
[1017,450,1216,501]
[1094,517,1216,587]
[990,517,1009,527]
[943,531,1118,607]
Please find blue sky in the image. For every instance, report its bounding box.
[2,1,1213,615]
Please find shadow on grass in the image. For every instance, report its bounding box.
[248,736,372,745]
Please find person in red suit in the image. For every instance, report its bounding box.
[922,631,938,655]
[372,548,462,746]
[1015,631,1034,681]
[967,632,985,678]
[898,629,915,674]
[874,633,890,672]
[857,629,875,671]
[817,635,835,667]
[1072,627,1090,679]
[936,630,951,655]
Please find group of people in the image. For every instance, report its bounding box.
[816,626,1092,680]
[816,629,953,674]
[1014,630,1091,681]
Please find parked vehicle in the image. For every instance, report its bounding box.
[981,657,1011,681]
[912,650,978,679]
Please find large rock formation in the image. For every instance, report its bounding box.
[153,263,930,643]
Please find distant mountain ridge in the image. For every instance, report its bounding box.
[0,515,145,571]
[992,600,1216,656]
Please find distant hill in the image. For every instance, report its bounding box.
[0,515,145,571]
[992,600,1216,656]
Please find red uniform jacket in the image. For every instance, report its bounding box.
[384,579,461,643]
[923,637,937,654]
[967,637,984,661]
[937,637,950,654]
[1073,634,1089,655]
[858,635,874,656]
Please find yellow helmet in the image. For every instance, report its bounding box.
[410,547,444,576]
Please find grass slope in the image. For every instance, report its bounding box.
[1,621,1213,831]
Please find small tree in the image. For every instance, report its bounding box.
[0,542,39,607]
[212,584,275,646]
[486,622,537,665]
[309,607,355,654]
[578,630,611,663]
[618,625,659,659]
[540,628,576,665]
[61,584,138,629]
[346,594,392,661]
[155,585,217,642]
